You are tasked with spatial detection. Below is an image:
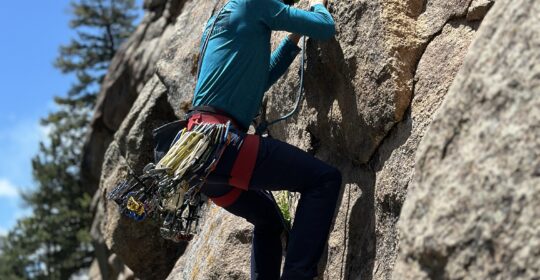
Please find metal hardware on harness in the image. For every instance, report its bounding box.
[107,121,233,242]
[256,36,307,136]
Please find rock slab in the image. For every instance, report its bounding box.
[394,0,540,279]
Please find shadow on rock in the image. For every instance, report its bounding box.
[301,38,378,279]
[304,38,374,165]
[345,166,376,280]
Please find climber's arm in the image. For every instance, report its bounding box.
[258,0,335,40]
[265,34,302,91]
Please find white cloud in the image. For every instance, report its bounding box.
[0,179,19,198]
[0,118,43,234]
[0,227,7,236]
[0,118,49,189]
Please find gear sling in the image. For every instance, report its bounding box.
[186,108,260,207]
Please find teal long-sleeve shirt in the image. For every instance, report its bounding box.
[192,0,336,129]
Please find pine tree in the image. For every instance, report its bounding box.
[56,0,138,108]
[0,1,137,279]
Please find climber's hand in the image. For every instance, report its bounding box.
[310,0,328,7]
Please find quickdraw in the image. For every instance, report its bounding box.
[107,121,234,242]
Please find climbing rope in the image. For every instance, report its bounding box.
[257,36,308,238]
[255,36,307,135]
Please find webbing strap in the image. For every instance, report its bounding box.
[197,1,230,79]
[228,134,260,190]
[210,188,243,207]
[187,111,243,132]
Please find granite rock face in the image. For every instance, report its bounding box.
[365,19,479,280]
[99,76,184,279]
[467,0,495,21]
[165,206,253,280]
[81,0,540,279]
[394,0,540,279]
[259,1,483,279]
[84,1,188,278]
[82,0,187,194]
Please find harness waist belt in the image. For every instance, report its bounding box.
[187,111,239,131]
[229,134,259,190]
[188,105,247,132]
[187,111,260,207]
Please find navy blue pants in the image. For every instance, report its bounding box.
[202,133,342,280]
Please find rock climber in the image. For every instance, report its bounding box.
[190,0,341,279]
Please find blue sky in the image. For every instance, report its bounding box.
[0,0,75,235]
[0,0,142,236]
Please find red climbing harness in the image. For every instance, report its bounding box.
[212,133,259,207]
[186,110,260,207]
[229,134,259,190]
[187,111,240,131]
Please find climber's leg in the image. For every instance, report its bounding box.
[202,132,288,280]
[201,184,284,280]
[247,137,343,280]
[229,190,285,280]
[203,134,342,279]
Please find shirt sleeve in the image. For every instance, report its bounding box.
[258,1,336,40]
[265,37,301,91]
